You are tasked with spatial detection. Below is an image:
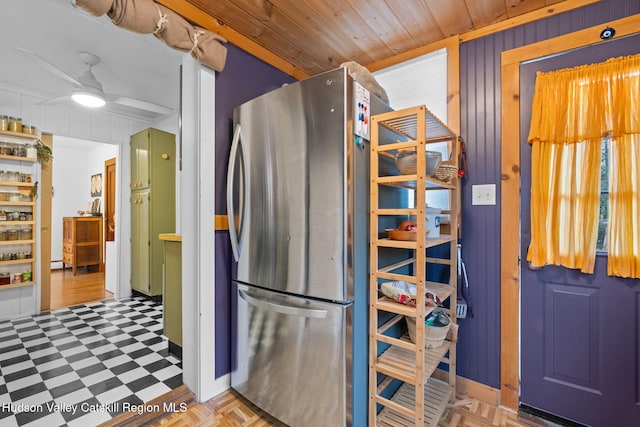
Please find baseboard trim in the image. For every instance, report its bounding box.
[433,369,501,406]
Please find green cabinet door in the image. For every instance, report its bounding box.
[130,130,149,190]
[131,190,150,293]
[130,128,176,297]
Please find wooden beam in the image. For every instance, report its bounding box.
[500,13,640,410]
[155,0,309,80]
[214,215,229,231]
[39,132,53,312]
[503,13,640,65]
[500,61,521,410]
[461,0,602,42]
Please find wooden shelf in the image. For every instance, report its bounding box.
[0,221,35,225]
[0,281,36,290]
[0,130,37,140]
[376,174,457,190]
[373,106,456,143]
[0,202,35,207]
[0,181,35,187]
[0,155,37,163]
[375,234,456,249]
[0,239,34,245]
[376,378,453,427]
[0,258,35,266]
[370,104,458,426]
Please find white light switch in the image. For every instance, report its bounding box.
[472,184,496,205]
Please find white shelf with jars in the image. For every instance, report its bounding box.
[0,128,38,293]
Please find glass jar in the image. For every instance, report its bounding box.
[7,229,18,240]
[8,117,22,133]
[25,144,37,159]
[0,115,8,131]
[6,171,18,182]
[22,125,36,135]
[19,229,32,240]
[0,142,11,156]
[12,273,22,283]
[0,231,6,241]
[12,144,26,157]
[22,271,32,282]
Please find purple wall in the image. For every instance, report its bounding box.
[214,45,295,377]
[458,0,639,388]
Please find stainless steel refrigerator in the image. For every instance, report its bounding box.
[227,67,391,426]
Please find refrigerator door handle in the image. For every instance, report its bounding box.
[239,290,328,319]
[227,124,245,262]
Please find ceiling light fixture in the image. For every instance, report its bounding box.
[71,88,106,108]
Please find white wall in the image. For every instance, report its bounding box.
[50,138,118,269]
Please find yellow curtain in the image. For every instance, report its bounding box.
[527,54,640,276]
[608,133,640,278]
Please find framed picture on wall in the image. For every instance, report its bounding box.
[91,173,102,197]
[91,198,101,214]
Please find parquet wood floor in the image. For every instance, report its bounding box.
[145,389,552,427]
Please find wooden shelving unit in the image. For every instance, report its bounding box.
[369,105,459,426]
[0,129,38,291]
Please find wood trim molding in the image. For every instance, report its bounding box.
[214,215,229,231]
[155,0,309,80]
[433,369,500,406]
[500,13,640,410]
[39,132,53,312]
[461,0,602,42]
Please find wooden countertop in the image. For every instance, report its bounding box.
[158,233,182,242]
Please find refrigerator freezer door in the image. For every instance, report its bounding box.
[232,283,351,427]
[230,68,349,302]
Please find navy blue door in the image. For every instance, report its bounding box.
[520,35,640,427]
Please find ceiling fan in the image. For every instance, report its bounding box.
[15,47,175,119]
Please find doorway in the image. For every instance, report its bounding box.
[50,136,118,309]
[518,34,640,426]
[499,13,640,424]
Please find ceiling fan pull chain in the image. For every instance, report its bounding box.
[154,5,168,35]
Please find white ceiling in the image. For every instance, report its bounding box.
[0,0,183,120]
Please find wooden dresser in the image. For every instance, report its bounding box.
[62,216,103,275]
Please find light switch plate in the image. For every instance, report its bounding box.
[472,184,496,205]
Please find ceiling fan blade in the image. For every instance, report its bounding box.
[38,95,73,106]
[14,47,82,87]
[110,95,175,116]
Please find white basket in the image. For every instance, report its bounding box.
[406,315,450,349]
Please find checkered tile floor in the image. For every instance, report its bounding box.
[0,297,182,427]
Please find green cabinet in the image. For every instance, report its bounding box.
[130,128,175,297]
[160,234,182,352]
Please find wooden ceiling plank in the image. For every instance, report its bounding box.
[301,0,396,61]
[505,0,546,18]
[155,0,309,79]
[460,0,602,42]
[188,0,334,74]
[268,0,376,66]
[424,0,475,36]
[339,0,421,55]
[377,0,446,48]
[463,0,508,27]
[227,0,359,70]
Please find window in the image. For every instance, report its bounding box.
[597,140,609,252]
